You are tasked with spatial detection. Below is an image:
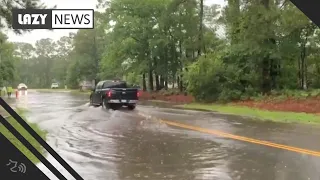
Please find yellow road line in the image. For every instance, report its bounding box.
[138,112,320,157]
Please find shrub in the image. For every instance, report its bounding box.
[185,52,245,102]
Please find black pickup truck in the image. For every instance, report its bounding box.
[89,80,140,110]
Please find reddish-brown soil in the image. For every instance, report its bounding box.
[233,97,320,114]
[139,91,194,104]
[139,90,320,114]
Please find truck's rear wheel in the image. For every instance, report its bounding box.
[89,96,93,106]
[102,99,109,109]
[128,104,136,110]
[90,97,99,107]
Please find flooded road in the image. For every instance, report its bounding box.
[8,91,320,180]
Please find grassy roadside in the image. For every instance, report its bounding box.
[31,88,91,95]
[70,90,91,95]
[176,103,320,124]
[0,106,9,117]
[0,107,47,163]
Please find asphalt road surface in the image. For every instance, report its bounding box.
[5,91,320,180]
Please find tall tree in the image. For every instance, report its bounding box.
[0,0,48,34]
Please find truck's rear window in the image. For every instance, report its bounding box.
[103,81,127,88]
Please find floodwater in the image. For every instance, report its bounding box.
[4,91,320,180]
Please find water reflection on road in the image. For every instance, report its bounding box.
[7,91,320,180]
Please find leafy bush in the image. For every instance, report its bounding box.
[185,52,246,102]
[66,59,81,89]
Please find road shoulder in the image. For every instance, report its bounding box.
[0,107,47,163]
[0,106,10,118]
[138,90,320,124]
[175,103,320,124]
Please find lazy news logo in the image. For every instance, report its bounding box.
[12,9,94,29]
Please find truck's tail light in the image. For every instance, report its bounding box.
[137,91,140,97]
[107,90,112,97]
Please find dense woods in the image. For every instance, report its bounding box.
[1,0,320,102]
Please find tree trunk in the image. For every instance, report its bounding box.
[269,44,280,89]
[301,27,312,90]
[298,57,302,88]
[154,58,160,91]
[164,46,169,90]
[303,59,307,90]
[93,35,99,80]
[178,38,184,92]
[148,69,154,91]
[228,0,240,44]
[179,77,183,92]
[159,75,164,89]
[301,43,307,90]
[155,74,160,91]
[179,66,183,92]
[177,76,180,90]
[301,58,305,89]
[198,0,204,56]
[164,76,168,90]
[262,56,271,94]
[260,0,273,94]
[142,73,147,91]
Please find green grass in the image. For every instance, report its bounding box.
[31,88,72,92]
[0,106,9,117]
[31,88,91,95]
[70,90,91,95]
[177,103,320,124]
[0,108,47,163]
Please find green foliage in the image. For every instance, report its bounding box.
[0,0,48,34]
[0,33,16,86]
[10,12,106,89]
[185,0,320,102]
[66,57,81,89]
[185,52,243,102]
[4,0,320,104]
[125,72,140,85]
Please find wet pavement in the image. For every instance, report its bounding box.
[4,91,320,180]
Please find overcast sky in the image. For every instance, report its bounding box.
[6,0,226,44]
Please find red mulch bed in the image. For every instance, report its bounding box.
[233,97,320,114]
[139,90,320,114]
[139,91,194,104]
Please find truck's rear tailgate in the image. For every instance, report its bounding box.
[109,88,138,101]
